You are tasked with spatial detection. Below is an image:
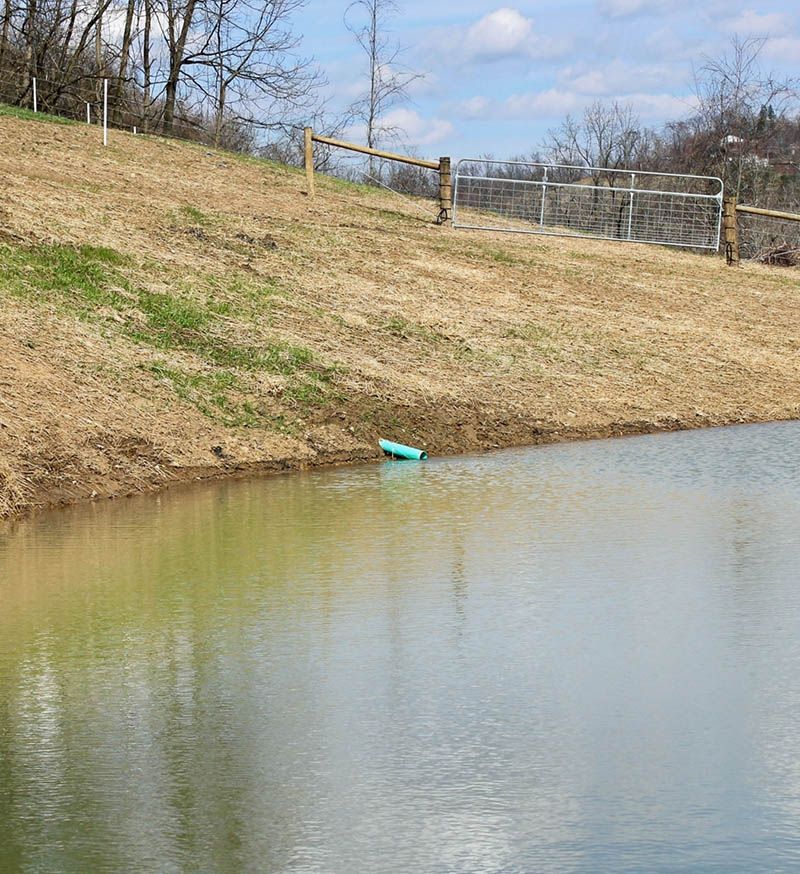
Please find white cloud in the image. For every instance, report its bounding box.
[597,0,675,19]
[456,96,492,119]
[382,107,455,145]
[641,26,716,63]
[451,8,570,64]
[763,36,800,63]
[722,9,792,36]
[558,60,680,96]
[463,8,533,60]
[454,89,696,123]
[623,92,699,119]
[346,108,454,148]
[503,88,588,117]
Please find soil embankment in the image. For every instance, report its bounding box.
[1,109,798,517]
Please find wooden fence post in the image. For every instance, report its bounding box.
[437,156,452,225]
[304,126,315,198]
[722,195,739,265]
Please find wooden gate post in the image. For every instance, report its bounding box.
[437,156,452,224]
[722,195,739,265]
[304,126,315,198]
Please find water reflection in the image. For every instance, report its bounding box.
[1,422,800,872]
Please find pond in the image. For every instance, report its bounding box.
[1,422,800,872]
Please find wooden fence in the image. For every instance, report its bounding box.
[304,127,452,224]
[723,195,800,265]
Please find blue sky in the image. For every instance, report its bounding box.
[293,2,800,159]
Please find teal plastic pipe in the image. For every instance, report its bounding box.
[379,439,428,461]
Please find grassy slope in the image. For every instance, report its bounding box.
[1,109,799,516]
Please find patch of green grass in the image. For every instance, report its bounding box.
[137,289,210,340]
[0,102,75,125]
[147,362,237,393]
[766,273,800,289]
[227,150,301,175]
[382,316,444,343]
[204,274,288,316]
[130,304,330,388]
[207,340,311,373]
[486,248,517,265]
[179,205,212,226]
[281,368,339,407]
[501,321,564,366]
[322,174,382,196]
[144,362,260,426]
[502,319,648,374]
[0,243,130,311]
[476,242,544,265]
[2,240,340,413]
[144,356,331,427]
[82,245,130,266]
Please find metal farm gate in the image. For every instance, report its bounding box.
[452,160,724,250]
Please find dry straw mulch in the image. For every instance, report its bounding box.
[1,114,798,517]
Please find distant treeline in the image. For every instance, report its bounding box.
[0,11,798,259]
[465,40,800,261]
[0,0,319,148]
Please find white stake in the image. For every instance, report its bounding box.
[133,126,137,135]
[86,102,91,124]
[32,77,37,113]
[102,79,108,146]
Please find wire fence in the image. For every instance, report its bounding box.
[8,73,798,258]
[0,71,448,224]
[0,69,287,152]
[453,159,724,251]
[738,212,800,265]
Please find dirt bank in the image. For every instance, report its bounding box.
[1,108,798,518]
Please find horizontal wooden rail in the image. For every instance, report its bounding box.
[736,204,800,223]
[310,133,440,170]
[304,127,452,224]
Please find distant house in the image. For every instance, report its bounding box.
[721,134,789,171]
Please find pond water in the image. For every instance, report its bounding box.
[1,422,800,873]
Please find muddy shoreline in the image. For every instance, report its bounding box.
[7,411,789,522]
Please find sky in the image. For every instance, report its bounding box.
[292,1,800,160]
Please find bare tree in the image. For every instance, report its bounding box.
[344,0,421,174]
[183,0,321,147]
[141,0,154,129]
[692,36,798,197]
[0,0,14,69]
[544,101,653,238]
[546,100,649,185]
[161,0,200,133]
[112,0,138,123]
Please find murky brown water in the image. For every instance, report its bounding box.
[2,422,800,873]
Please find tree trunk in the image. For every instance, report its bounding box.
[214,78,227,147]
[24,0,37,81]
[0,0,12,70]
[95,0,103,103]
[113,0,136,124]
[142,0,152,131]
[55,0,81,90]
[366,0,378,177]
[163,0,198,134]
[60,0,113,93]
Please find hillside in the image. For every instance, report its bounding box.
[1,107,799,517]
